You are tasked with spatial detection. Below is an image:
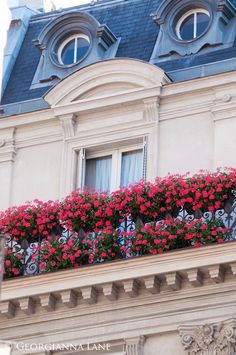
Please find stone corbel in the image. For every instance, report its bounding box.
[58,113,77,139]
[179,319,236,354]
[124,336,145,355]
[218,0,236,23]
[97,25,117,51]
[0,128,16,163]
[143,98,159,122]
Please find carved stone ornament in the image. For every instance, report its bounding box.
[124,336,146,355]
[179,319,236,355]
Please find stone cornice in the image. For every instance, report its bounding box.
[0,71,236,130]
[1,242,236,319]
[52,86,161,117]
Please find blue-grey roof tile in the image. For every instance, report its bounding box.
[2,0,236,106]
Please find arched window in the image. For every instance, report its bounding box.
[58,34,90,65]
[176,9,210,41]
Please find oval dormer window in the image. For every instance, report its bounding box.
[58,34,90,65]
[176,9,210,41]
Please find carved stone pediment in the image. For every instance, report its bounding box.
[179,319,236,354]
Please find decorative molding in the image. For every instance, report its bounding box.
[186,269,204,287]
[45,59,168,107]
[166,272,182,291]
[39,293,57,312]
[102,283,118,301]
[58,114,77,139]
[123,279,139,298]
[97,24,117,50]
[0,128,16,163]
[143,98,159,122]
[18,297,35,315]
[179,319,236,354]
[2,243,236,319]
[0,139,5,147]
[143,275,161,294]
[60,290,78,308]
[81,286,97,304]
[0,301,16,319]
[124,336,145,355]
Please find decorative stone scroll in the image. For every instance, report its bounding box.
[124,336,145,355]
[179,319,236,354]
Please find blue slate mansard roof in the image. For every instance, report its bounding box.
[2,0,236,111]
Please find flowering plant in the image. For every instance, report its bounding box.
[0,200,60,241]
[87,227,124,264]
[1,168,236,278]
[130,218,230,256]
[39,233,90,272]
[59,191,120,232]
[3,247,24,278]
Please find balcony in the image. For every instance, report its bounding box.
[1,170,236,354]
[1,169,236,279]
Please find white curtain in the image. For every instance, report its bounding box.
[120,149,143,187]
[85,156,112,191]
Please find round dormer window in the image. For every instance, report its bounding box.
[58,34,90,65]
[176,9,210,41]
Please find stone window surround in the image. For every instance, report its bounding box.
[150,0,236,61]
[76,140,145,192]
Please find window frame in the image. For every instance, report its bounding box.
[57,33,91,66]
[77,142,146,192]
[176,8,210,41]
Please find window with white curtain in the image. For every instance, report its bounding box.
[78,139,147,192]
[85,155,112,192]
[120,149,143,187]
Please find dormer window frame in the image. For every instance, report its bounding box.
[31,11,119,89]
[57,33,91,66]
[176,8,210,41]
[150,0,236,62]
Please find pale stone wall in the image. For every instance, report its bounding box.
[1,60,236,211]
[144,333,185,355]
[11,141,62,206]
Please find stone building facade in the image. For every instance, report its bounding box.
[1,0,236,354]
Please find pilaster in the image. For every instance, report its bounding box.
[58,113,77,197]
[143,97,159,180]
[0,128,16,208]
[124,336,145,355]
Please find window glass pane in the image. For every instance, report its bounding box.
[120,149,143,187]
[85,156,112,192]
[197,13,209,37]
[61,39,75,65]
[76,38,90,61]
[180,14,194,40]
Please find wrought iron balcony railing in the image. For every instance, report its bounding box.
[4,194,236,278]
